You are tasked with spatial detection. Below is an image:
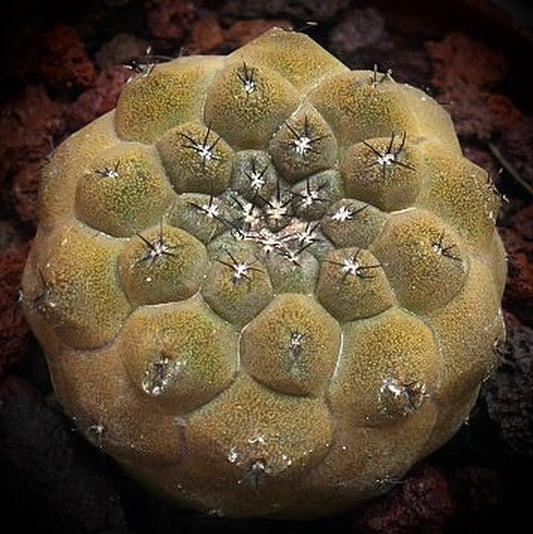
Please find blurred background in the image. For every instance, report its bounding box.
[0,1,531,532]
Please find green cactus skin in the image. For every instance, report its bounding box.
[22,28,506,519]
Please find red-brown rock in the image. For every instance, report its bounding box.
[0,85,63,169]
[144,0,201,40]
[64,66,130,131]
[11,163,41,224]
[185,15,225,54]
[0,241,31,379]
[94,33,150,70]
[39,25,96,89]
[426,33,521,139]
[500,227,533,326]
[356,465,456,533]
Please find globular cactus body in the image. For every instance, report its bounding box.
[23,28,506,519]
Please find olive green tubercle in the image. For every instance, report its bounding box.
[23,28,506,520]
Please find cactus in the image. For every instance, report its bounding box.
[22,28,506,519]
